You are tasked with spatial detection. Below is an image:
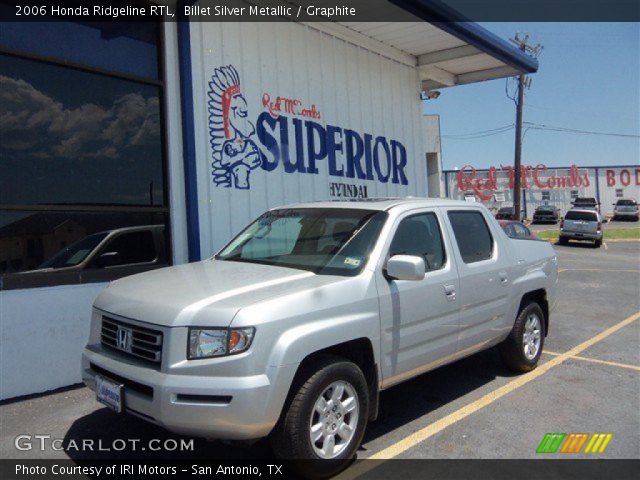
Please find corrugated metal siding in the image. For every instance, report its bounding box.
[597,167,640,215]
[190,22,428,256]
[340,22,465,54]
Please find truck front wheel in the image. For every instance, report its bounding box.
[499,302,545,373]
[270,355,369,476]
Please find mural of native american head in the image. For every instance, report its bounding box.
[207,65,262,189]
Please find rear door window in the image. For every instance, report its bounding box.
[512,223,531,239]
[502,223,516,238]
[447,211,494,263]
[565,211,598,222]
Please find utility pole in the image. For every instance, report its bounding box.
[509,34,542,221]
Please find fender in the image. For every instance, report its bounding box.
[267,312,380,369]
[245,312,380,434]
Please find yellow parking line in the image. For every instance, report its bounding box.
[543,350,640,372]
[337,311,640,479]
[603,242,608,250]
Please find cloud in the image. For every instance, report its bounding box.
[0,75,160,160]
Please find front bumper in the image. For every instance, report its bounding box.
[560,230,602,241]
[82,346,297,440]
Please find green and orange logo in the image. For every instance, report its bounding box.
[537,433,613,454]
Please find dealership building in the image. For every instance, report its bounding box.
[444,164,640,217]
[0,3,540,399]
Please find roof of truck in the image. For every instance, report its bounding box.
[275,197,480,211]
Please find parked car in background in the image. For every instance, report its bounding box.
[495,206,523,220]
[532,205,560,224]
[1,225,167,290]
[499,220,539,240]
[571,197,599,213]
[559,209,603,247]
[612,199,639,221]
[82,199,557,476]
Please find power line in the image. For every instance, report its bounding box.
[442,130,514,140]
[442,124,514,139]
[523,122,640,138]
[443,122,639,140]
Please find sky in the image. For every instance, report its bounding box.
[423,23,640,171]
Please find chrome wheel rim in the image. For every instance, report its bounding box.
[523,313,542,360]
[309,380,359,459]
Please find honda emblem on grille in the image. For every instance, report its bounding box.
[117,326,133,352]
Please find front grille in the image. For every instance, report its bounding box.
[101,316,163,363]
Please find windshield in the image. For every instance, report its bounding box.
[574,198,596,205]
[498,207,513,213]
[617,199,637,206]
[216,208,388,275]
[565,211,598,222]
[536,206,555,211]
[39,232,109,269]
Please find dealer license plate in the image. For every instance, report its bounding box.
[96,375,123,413]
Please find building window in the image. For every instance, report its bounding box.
[541,191,550,201]
[570,190,579,199]
[0,22,169,290]
[616,189,624,198]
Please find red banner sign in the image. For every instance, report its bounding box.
[456,164,590,201]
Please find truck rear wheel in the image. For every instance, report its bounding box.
[499,302,545,373]
[270,355,369,477]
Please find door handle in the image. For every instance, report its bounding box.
[443,284,456,301]
[499,271,508,284]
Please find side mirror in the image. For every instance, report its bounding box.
[96,251,120,268]
[385,255,425,281]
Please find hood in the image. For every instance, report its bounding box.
[94,260,318,327]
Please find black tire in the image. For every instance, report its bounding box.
[558,236,568,245]
[499,302,545,373]
[594,239,602,248]
[270,354,369,478]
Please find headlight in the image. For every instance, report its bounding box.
[188,328,255,359]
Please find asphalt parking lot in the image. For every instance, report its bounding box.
[1,241,638,470]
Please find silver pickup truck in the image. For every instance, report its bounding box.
[82,199,557,474]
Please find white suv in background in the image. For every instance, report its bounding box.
[612,199,639,221]
[560,209,603,247]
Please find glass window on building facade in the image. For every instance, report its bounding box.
[0,21,170,290]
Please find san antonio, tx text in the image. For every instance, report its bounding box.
[16,464,282,476]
